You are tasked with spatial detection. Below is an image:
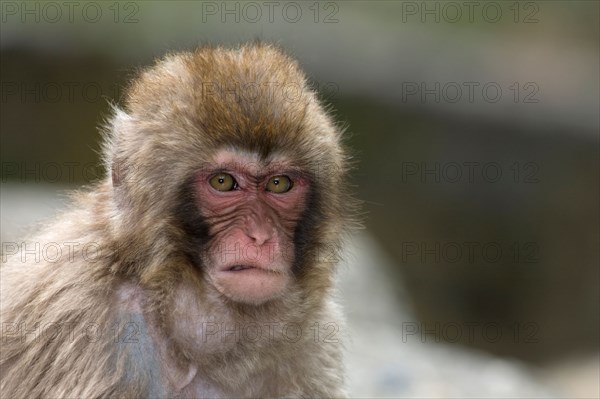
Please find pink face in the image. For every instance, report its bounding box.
[195,149,310,305]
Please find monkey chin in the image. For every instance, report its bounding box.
[211,265,291,306]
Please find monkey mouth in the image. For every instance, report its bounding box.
[223,264,281,274]
[228,265,254,272]
[213,262,290,305]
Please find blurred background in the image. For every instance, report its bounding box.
[1,1,598,397]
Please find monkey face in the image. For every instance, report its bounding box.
[108,44,349,309]
[191,149,310,305]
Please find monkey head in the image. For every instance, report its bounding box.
[105,43,350,306]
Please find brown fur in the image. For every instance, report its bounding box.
[1,43,354,397]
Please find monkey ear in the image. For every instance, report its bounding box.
[111,157,127,187]
[111,162,121,187]
[105,107,133,188]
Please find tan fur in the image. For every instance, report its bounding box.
[1,43,354,398]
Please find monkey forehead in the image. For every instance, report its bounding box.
[200,148,309,179]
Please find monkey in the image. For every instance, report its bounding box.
[0,43,355,398]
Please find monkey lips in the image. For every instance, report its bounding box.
[213,261,291,305]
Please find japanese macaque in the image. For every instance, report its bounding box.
[0,43,355,398]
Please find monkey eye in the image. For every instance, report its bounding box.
[209,173,237,192]
[266,175,293,194]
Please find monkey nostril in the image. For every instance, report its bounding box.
[245,215,274,245]
[248,229,271,245]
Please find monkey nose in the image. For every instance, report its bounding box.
[246,226,273,246]
[245,216,273,246]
